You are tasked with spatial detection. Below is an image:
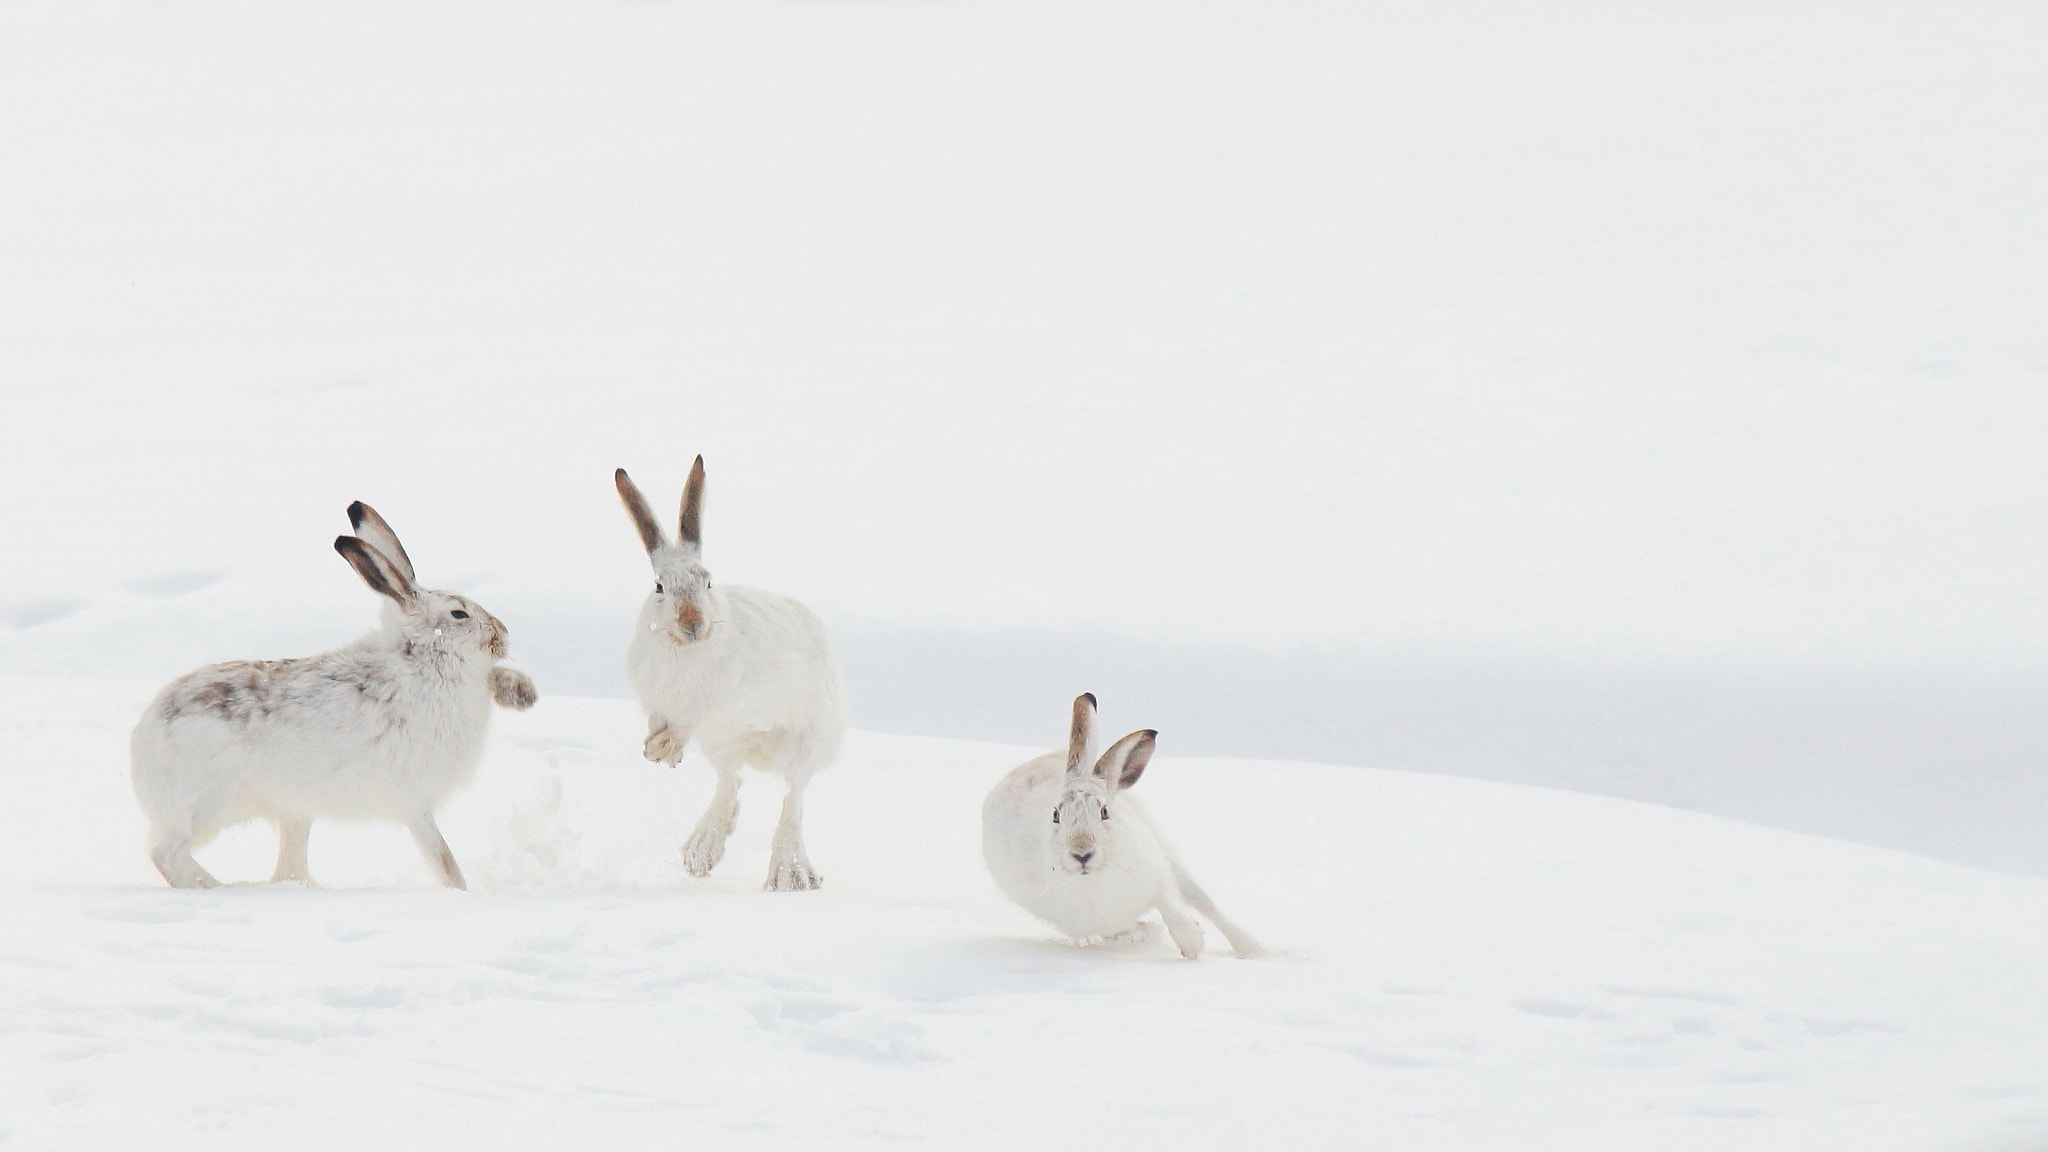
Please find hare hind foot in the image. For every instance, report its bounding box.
[765,856,822,892]
[151,840,221,889]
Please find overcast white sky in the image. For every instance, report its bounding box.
[3,0,2045,677]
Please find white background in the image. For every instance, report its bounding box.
[5,5,2048,1147]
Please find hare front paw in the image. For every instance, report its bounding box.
[681,823,731,877]
[644,726,686,763]
[490,667,537,710]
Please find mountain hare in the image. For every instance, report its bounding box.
[129,502,536,889]
[616,458,846,891]
[982,694,1264,958]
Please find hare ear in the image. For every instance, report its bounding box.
[615,469,667,554]
[678,455,706,548]
[335,536,416,604]
[1065,693,1097,776]
[1094,730,1157,791]
[346,502,416,584]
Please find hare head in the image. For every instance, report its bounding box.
[336,502,509,660]
[616,458,719,645]
[1050,693,1157,876]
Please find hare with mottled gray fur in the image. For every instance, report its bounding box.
[982,694,1264,959]
[130,502,536,889]
[616,458,846,891]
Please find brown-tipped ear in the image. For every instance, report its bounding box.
[615,469,666,554]
[346,502,416,584]
[335,536,416,604]
[1095,729,1157,790]
[1065,692,1097,775]
[678,455,705,548]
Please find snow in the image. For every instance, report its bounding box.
[5,676,2048,1149]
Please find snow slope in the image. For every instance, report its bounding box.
[3,676,2045,1150]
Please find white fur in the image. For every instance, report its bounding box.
[981,695,1264,959]
[617,463,846,891]
[129,506,535,889]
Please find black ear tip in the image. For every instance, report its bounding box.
[1141,729,1158,739]
[615,468,628,480]
[333,535,356,555]
[346,501,367,527]
[1081,692,1097,707]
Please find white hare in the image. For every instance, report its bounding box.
[617,458,846,891]
[982,694,1264,959]
[129,502,536,889]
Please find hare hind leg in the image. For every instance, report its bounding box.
[145,789,230,889]
[1168,858,1265,958]
[747,727,825,892]
[407,813,467,891]
[765,782,821,892]
[149,829,221,889]
[1157,891,1206,960]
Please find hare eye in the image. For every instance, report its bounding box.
[450,610,470,620]
[1051,810,1060,824]
[655,583,664,594]
[1100,806,1109,821]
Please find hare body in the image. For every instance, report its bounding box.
[981,695,1263,959]
[982,751,1179,938]
[129,503,535,889]
[618,461,845,891]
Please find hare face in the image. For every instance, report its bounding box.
[1051,778,1116,875]
[649,551,716,644]
[615,461,720,646]
[1045,695,1156,877]
[405,590,509,659]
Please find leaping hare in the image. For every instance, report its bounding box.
[982,694,1264,958]
[129,502,537,889]
[616,458,846,891]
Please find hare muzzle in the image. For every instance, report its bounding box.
[673,599,706,642]
[1063,832,1099,874]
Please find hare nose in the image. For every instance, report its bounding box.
[1071,850,1094,867]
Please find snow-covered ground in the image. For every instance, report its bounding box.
[4,676,2047,1150]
